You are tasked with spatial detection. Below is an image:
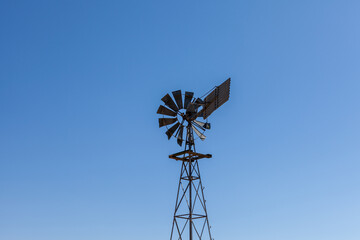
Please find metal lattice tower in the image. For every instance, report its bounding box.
[169,127,212,240]
[157,78,231,240]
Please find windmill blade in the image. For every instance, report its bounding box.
[193,120,211,130]
[176,125,184,146]
[202,78,231,119]
[184,91,194,109]
[192,125,206,141]
[161,93,179,112]
[172,90,183,109]
[166,122,180,140]
[192,120,205,131]
[157,105,177,117]
[159,118,177,128]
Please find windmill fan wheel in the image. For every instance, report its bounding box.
[157,90,211,146]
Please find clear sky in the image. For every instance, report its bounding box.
[1,1,359,240]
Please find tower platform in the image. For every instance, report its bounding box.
[169,150,212,162]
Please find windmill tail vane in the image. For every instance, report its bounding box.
[156,78,231,240]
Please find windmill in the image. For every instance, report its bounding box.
[157,78,231,240]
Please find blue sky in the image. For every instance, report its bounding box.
[1,1,359,239]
